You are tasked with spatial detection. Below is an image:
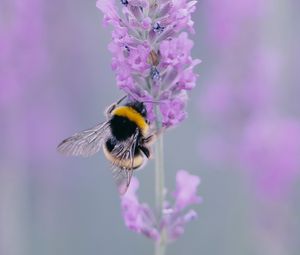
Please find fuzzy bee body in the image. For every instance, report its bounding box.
[103,103,151,169]
[57,97,154,194]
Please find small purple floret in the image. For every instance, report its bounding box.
[173,170,202,210]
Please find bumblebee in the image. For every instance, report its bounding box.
[57,96,155,194]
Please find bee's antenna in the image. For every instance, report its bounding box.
[126,92,165,104]
[117,95,127,105]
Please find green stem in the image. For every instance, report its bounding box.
[155,239,166,255]
[155,131,164,217]
[154,107,166,255]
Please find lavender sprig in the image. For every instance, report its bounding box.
[121,170,201,242]
[97,0,200,254]
[97,0,200,126]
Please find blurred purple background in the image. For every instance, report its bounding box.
[1,0,300,254]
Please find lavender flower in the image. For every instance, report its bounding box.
[198,1,300,254]
[97,1,200,253]
[204,0,262,50]
[0,0,46,108]
[121,170,201,242]
[239,117,300,200]
[97,0,200,126]
[121,178,160,240]
[198,0,300,201]
[173,170,202,210]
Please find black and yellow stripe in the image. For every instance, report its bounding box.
[112,106,149,135]
[103,144,144,169]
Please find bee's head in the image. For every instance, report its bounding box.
[126,101,147,118]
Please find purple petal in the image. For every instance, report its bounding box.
[173,170,202,210]
[159,93,188,127]
[96,0,120,26]
[121,177,159,240]
[183,209,198,222]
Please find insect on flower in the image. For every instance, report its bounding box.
[57,96,157,194]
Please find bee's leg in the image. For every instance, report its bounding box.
[141,134,155,145]
[105,95,127,118]
[139,145,151,159]
[141,128,165,145]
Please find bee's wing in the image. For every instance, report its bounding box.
[111,130,139,195]
[57,121,110,157]
[112,165,134,195]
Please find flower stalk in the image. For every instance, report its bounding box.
[155,238,166,255]
[154,133,165,219]
[154,106,166,254]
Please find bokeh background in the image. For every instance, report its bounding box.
[1,0,300,254]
